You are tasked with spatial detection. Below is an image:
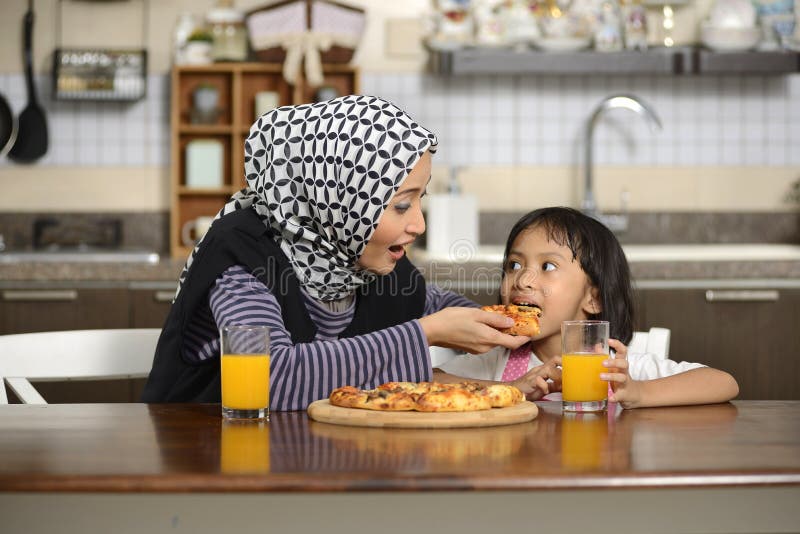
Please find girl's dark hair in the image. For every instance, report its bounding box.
[502,206,635,344]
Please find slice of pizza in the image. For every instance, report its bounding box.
[414,388,493,412]
[460,382,525,408]
[481,304,541,336]
[329,385,417,411]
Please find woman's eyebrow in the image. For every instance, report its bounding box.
[394,187,421,198]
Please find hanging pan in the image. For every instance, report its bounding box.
[0,93,17,158]
[9,0,48,163]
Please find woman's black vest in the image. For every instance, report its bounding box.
[140,208,426,403]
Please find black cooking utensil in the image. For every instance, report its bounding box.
[9,0,48,163]
[0,92,17,158]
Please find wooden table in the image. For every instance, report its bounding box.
[1,401,798,533]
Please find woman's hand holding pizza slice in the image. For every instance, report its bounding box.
[481,304,542,337]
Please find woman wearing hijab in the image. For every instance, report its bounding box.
[142,95,527,409]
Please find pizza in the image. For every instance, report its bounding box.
[328,381,524,412]
[481,304,541,336]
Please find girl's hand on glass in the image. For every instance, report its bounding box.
[512,357,562,401]
[419,307,530,354]
[603,338,643,408]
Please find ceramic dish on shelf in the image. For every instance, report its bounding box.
[533,36,592,51]
[700,23,760,51]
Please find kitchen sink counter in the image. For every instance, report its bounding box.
[412,244,800,284]
[0,256,186,285]
[1,244,800,285]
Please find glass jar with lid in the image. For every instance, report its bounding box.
[207,0,248,62]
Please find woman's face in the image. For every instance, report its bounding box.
[356,151,430,275]
[500,226,599,341]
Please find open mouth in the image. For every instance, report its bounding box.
[512,298,541,311]
[388,244,405,260]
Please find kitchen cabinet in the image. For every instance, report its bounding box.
[170,63,360,258]
[636,286,800,400]
[129,288,174,328]
[0,287,130,335]
[0,285,173,403]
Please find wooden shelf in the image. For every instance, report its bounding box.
[177,186,236,195]
[178,124,234,134]
[428,46,800,76]
[170,63,360,258]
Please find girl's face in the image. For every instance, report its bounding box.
[500,225,599,341]
[356,151,430,275]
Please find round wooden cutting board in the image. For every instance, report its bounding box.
[307,400,538,429]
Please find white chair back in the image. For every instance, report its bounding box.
[0,328,160,404]
[628,327,671,359]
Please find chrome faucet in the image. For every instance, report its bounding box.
[583,94,662,232]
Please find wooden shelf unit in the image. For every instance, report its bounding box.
[170,62,359,258]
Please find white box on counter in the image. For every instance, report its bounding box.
[425,194,479,260]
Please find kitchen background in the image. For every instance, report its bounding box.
[0,0,797,227]
[0,0,798,402]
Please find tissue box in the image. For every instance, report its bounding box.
[426,194,479,259]
[185,140,223,189]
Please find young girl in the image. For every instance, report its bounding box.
[436,207,739,409]
[141,95,525,409]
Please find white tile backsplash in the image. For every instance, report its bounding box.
[1,71,798,169]
[78,143,100,166]
[767,143,787,166]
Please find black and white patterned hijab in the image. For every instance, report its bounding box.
[175,95,438,301]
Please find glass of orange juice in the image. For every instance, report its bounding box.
[561,320,609,412]
[220,325,270,420]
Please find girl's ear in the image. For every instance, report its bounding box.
[581,285,602,315]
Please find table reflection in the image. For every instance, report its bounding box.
[308,421,532,469]
[220,420,270,474]
[144,402,767,480]
[625,402,741,470]
[560,411,611,470]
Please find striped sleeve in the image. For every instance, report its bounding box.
[424,283,480,315]
[209,266,432,411]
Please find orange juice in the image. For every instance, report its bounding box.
[221,421,270,473]
[221,353,270,410]
[562,352,608,402]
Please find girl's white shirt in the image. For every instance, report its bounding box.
[436,345,706,400]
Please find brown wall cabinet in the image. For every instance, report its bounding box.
[129,288,175,328]
[637,286,800,400]
[0,285,174,403]
[0,288,130,335]
[170,63,360,258]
